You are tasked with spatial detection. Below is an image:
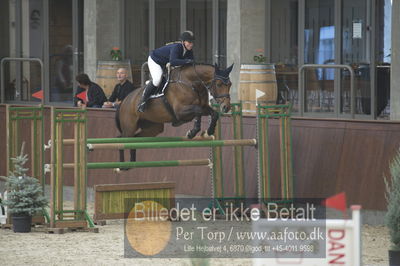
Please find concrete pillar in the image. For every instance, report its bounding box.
[240,0,266,63]
[390,1,400,120]
[84,0,122,81]
[96,0,122,60]
[227,0,241,102]
[84,0,97,80]
[227,0,266,102]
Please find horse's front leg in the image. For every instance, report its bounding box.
[186,116,201,139]
[205,106,219,136]
[119,150,125,163]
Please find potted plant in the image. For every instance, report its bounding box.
[385,148,400,265]
[1,144,47,233]
[110,47,122,61]
[253,48,267,64]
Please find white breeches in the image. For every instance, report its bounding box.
[147,56,163,87]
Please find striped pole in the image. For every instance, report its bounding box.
[87,139,257,150]
[62,135,215,145]
[62,159,212,169]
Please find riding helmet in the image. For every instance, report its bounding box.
[180,31,195,42]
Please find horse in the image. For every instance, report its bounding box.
[115,63,234,164]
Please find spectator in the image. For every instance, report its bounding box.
[74,73,107,108]
[103,68,136,108]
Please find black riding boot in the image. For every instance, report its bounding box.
[138,83,156,112]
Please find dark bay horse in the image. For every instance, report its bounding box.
[116,63,234,163]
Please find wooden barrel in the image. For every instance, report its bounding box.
[239,64,278,114]
[95,60,133,97]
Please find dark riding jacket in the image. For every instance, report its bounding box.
[150,42,194,67]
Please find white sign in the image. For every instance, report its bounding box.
[353,22,362,39]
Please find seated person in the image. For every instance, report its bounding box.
[74,73,107,108]
[103,68,136,108]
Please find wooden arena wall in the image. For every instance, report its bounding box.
[0,104,399,210]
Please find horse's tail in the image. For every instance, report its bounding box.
[115,105,122,134]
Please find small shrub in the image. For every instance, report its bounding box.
[2,144,48,216]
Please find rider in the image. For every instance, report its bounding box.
[137,30,195,112]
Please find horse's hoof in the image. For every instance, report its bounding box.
[186,130,195,139]
[116,167,130,172]
[202,131,213,138]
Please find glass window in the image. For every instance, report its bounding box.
[0,0,10,101]
[0,1,10,59]
[187,0,213,64]
[376,0,392,64]
[125,0,149,88]
[271,0,298,65]
[49,0,73,102]
[304,0,335,113]
[155,0,180,48]
[270,0,299,110]
[305,0,335,64]
[342,0,370,115]
[375,0,391,118]
[4,0,45,103]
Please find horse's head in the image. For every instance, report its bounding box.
[211,63,234,113]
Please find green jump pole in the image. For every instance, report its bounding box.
[62,135,214,145]
[88,139,256,150]
[84,159,211,169]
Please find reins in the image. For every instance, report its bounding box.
[191,64,231,99]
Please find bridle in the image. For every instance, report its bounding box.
[192,64,231,101]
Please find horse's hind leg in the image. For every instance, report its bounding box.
[119,117,139,167]
[119,149,125,163]
[186,116,201,139]
[133,121,164,161]
[129,149,136,162]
